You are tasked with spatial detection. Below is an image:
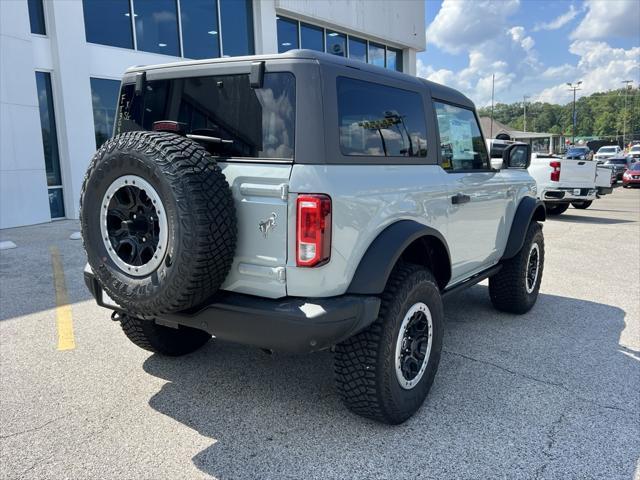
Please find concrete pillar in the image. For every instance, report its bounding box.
[404,48,416,75]
[46,0,96,220]
[0,0,50,228]
[253,0,278,54]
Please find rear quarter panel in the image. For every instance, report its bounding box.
[286,164,450,297]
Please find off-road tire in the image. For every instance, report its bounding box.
[489,222,544,314]
[80,131,236,316]
[120,314,211,356]
[334,264,444,425]
[545,202,569,215]
[571,200,592,209]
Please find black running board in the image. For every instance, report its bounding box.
[442,264,502,300]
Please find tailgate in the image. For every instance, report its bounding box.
[218,162,292,298]
[558,159,596,188]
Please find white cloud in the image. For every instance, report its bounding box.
[533,4,578,31]
[534,41,640,103]
[426,0,520,54]
[571,0,640,40]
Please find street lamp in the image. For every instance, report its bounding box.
[622,80,633,148]
[567,81,582,145]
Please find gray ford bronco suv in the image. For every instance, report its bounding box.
[81,50,546,424]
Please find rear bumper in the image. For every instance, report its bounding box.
[541,187,597,202]
[84,271,380,354]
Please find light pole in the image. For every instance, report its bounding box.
[567,81,582,145]
[523,95,529,132]
[622,80,633,148]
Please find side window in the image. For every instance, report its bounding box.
[434,101,489,171]
[337,77,427,157]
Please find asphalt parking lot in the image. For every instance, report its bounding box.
[1,187,639,480]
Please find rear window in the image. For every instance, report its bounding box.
[116,72,295,159]
[337,77,427,157]
[607,159,627,164]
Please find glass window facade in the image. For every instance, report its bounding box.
[277,17,298,53]
[300,23,323,51]
[276,17,404,72]
[82,0,134,49]
[180,0,221,59]
[337,77,427,158]
[348,37,367,63]
[28,0,46,35]
[116,73,295,159]
[90,78,120,148]
[326,31,346,57]
[219,0,254,56]
[82,0,253,58]
[35,72,65,218]
[134,0,180,56]
[368,42,385,68]
[434,102,489,171]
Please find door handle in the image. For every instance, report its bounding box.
[451,193,471,205]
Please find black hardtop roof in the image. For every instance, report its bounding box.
[125,49,475,109]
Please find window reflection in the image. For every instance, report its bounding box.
[90,78,120,148]
[301,23,323,51]
[35,72,65,218]
[387,48,402,72]
[348,37,367,63]
[181,0,220,59]
[368,42,385,67]
[28,0,46,35]
[277,17,298,53]
[337,77,427,157]
[134,0,180,56]
[326,31,346,57]
[219,0,254,56]
[83,0,134,48]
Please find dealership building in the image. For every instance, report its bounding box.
[0,0,425,229]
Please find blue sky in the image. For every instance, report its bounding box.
[418,0,640,106]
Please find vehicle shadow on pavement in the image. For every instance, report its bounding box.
[142,285,639,480]
[549,214,635,225]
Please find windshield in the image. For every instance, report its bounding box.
[598,147,617,153]
[116,72,296,159]
[566,148,588,155]
[607,159,627,165]
[630,163,640,171]
[630,146,640,152]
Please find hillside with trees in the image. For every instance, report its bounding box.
[477,87,640,142]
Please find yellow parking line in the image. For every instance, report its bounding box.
[50,246,75,351]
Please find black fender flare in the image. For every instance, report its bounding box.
[346,220,451,295]
[502,197,546,260]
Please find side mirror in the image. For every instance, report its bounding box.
[503,143,531,169]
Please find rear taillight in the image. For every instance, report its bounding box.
[296,194,331,267]
[550,161,561,182]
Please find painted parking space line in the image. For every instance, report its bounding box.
[50,246,75,351]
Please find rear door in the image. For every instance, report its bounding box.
[433,101,510,282]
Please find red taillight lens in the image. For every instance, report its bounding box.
[296,194,331,267]
[550,161,561,181]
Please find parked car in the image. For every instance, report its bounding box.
[564,146,593,161]
[526,152,598,214]
[80,50,546,425]
[628,144,640,160]
[594,145,622,161]
[622,163,640,187]
[603,156,633,180]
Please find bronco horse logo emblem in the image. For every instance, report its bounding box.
[258,212,277,238]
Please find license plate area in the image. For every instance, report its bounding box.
[573,188,581,195]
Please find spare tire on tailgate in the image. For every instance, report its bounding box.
[80,131,237,316]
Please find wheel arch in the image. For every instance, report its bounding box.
[502,196,546,260]
[346,220,452,294]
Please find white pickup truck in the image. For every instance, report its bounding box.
[488,140,614,215]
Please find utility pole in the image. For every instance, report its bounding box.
[567,81,582,145]
[490,74,495,138]
[523,95,529,132]
[622,80,633,148]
